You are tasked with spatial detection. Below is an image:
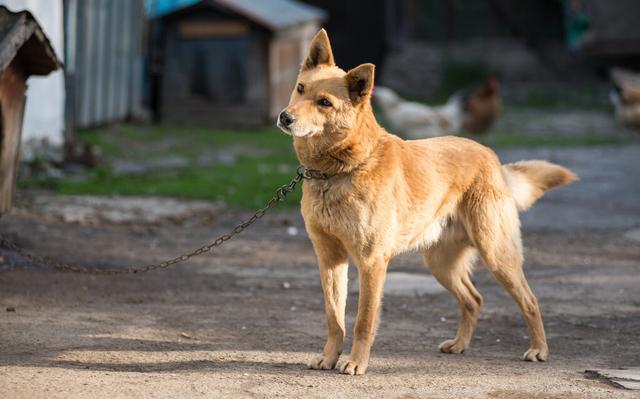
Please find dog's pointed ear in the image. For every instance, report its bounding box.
[302,29,335,71]
[345,63,375,104]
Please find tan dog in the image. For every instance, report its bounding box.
[277,29,577,376]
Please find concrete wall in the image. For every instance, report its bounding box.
[0,0,65,156]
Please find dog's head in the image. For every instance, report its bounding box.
[277,29,375,140]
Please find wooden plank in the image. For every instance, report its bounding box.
[0,63,27,214]
[177,21,249,38]
[268,36,300,118]
[585,368,640,390]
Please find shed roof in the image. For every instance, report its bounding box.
[0,6,62,75]
[160,0,326,31]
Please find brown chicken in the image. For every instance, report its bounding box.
[461,77,502,135]
[610,68,640,130]
[373,77,502,139]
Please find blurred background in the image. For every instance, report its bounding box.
[3,3,640,395]
[1,0,640,208]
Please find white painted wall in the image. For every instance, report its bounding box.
[0,0,65,154]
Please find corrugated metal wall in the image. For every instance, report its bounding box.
[65,0,145,128]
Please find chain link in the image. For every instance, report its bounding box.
[0,166,325,275]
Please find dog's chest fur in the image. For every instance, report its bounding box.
[301,176,375,242]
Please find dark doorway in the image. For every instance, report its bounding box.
[168,37,249,104]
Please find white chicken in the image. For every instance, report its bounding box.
[374,78,501,139]
[373,86,463,139]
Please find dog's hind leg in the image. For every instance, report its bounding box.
[307,229,349,370]
[422,239,482,354]
[464,197,548,361]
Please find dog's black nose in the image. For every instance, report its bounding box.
[279,111,294,127]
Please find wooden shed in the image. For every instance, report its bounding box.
[0,6,61,215]
[151,0,326,126]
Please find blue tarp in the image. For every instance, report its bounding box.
[145,0,326,29]
[145,0,198,18]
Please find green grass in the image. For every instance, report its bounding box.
[52,157,300,209]
[21,125,302,209]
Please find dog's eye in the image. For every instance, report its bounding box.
[297,83,304,94]
[317,98,332,107]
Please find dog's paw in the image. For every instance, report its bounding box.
[339,359,368,376]
[438,338,468,354]
[308,354,339,370]
[522,347,548,362]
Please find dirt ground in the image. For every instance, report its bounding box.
[1,145,639,398]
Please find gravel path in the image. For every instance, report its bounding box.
[1,145,639,398]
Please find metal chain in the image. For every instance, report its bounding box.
[0,166,327,275]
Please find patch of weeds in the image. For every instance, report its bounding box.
[77,129,121,157]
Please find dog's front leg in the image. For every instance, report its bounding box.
[340,256,388,376]
[308,230,349,370]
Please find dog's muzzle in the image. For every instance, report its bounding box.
[277,110,318,137]
[278,111,295,130]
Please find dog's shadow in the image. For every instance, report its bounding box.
[48,358,302,373]
[11,336,311,374]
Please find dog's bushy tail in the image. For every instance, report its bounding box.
[503,160,578,211]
